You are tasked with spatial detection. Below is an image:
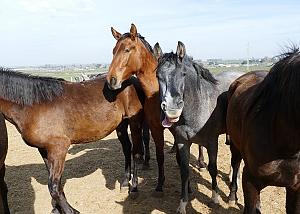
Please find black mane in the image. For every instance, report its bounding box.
[158,52,217,85]
[261,46,300,96]
[256,46,300,122]
[0,68,64,106]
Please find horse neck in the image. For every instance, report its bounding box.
[136,52,158,98]
[185,74,218,117]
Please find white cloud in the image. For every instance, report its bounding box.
[19,0,95,16]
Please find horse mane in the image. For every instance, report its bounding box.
[120,33,154,55]
[0,67,64,106]
[192,61,218,85]
[158,52,217,87]
[256,46,300,122]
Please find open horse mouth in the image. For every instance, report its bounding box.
[161,110,182,128]
[162,115,180,128]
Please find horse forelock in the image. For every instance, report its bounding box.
[0,68,64,106]
[119,33,154,56]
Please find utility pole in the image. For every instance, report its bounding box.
[247,42,250,72]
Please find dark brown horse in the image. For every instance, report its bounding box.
[0,68,147,213]
[226,48,300,213]
[0,113,9,213]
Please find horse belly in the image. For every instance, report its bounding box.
[249,157,300,190]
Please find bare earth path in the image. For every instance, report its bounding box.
[5,122,285,214]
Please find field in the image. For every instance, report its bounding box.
[17,64,271,81]
[5,122,286,214]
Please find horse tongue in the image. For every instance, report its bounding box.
[162,116,173,128]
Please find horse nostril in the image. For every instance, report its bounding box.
[178,100,184,109]
[110,77,117,86]
[161,101,167,111]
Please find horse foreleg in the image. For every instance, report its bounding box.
[197,145,207,170]
[43,145,79,214]
[150,128,165,192]
[129,116,144,194]
[176,141,191,214]
[286,187,300,214]
[228,143,242,206]
[116,120,132,191]
[142,122,150,169]
[207,137,220,204]
[242,166,262,214]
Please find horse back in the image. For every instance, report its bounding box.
[227,71,268,151]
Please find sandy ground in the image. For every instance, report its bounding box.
[5,122,286,214]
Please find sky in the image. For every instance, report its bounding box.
[0,0,299,66]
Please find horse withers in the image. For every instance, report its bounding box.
[0,68,147,213]
[226,48,300,213]
[154,41,244,213]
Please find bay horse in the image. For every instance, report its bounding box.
[154,41,244,213]
[106,24,207,193]
[226,48,300,213]
[81,72,151,166]
[0,67,147,213]
[0,113,9,213]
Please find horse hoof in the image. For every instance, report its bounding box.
[50,208,61,214]
[129,191,139,200]
[211,190,220,204]
[197,161,207,171]
[72,209,80,214]
[198,167,206,172]
[228,199,237,207]
[176,199,187,214]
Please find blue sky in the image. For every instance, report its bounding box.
[1,0,299,66]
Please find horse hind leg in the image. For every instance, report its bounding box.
[228,143,242,206]
[116,119,132,192]
[0,165,9,214]
[206,137,220,204]
[142,122,150,170]
[39,144,79,214]
[286,187,300,214]
[242,166,263,214]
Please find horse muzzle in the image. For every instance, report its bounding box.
[107,76,122,90]
[161,107,183,128]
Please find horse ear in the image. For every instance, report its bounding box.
[130,23,137,41]
[111,27,121,40]
[153,42,163,60]
[176,41,186,62]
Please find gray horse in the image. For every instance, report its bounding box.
[154,41,244,213]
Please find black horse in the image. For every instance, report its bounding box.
[154,41,243,213]
[226,47,300,213]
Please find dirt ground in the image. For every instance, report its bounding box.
[5,122,286,214]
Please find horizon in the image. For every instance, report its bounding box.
[1,0,299,66]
